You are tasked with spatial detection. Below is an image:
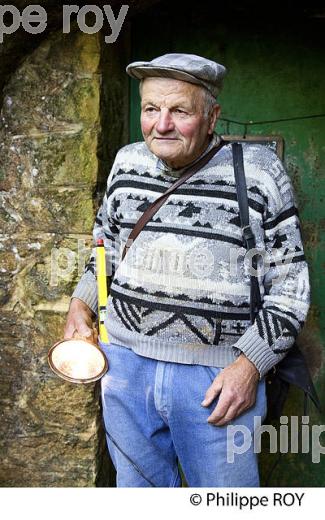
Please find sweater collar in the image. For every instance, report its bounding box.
[154,132,221,177]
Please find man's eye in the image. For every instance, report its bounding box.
[144,107,156,112]
[175,109,186,114]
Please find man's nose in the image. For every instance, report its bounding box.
[155,109,174,133]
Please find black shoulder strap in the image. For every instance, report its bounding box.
[232,142,262,323]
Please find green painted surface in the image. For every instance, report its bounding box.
[128,5,325,486]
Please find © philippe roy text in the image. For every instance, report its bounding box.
[0,4,129,43]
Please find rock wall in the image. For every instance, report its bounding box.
[0,29,113,486]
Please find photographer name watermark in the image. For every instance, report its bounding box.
[49,237,303,289]
[0,4,129,43]
[190,491,305,509]
[227,415,325,463]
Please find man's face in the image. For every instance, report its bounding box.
[140,77,220,169]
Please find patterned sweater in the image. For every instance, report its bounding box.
[71,134,310,378]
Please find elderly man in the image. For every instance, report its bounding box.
[64,54,310,487]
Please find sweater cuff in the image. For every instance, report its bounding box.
[232,327,281,379]
[71,280,98,316]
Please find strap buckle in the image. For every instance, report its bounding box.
[241,224,255,243]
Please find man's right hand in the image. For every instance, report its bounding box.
[64,297,98,344]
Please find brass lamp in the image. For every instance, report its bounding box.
[48,238,109,384]
[48,338,108,384]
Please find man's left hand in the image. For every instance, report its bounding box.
[201,354,260,426]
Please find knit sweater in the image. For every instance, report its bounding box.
[71,134,310,378]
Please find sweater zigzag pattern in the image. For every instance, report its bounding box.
[72,138,310,378]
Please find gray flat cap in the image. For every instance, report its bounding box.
[126,53,227,98]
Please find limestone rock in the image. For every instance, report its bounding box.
[0,28,111,487]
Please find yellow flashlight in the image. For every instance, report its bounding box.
[96,238,109,344]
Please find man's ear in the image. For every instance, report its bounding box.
[208,104,221,135]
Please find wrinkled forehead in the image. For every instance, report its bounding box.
[140,77,205,107]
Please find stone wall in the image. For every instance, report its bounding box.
[0,28,114,486]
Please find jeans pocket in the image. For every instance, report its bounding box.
[99,340,122,350]
[205,366,222,382]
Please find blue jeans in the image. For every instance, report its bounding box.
[100,342,267,487]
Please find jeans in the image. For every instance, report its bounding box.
[100,341,267,487]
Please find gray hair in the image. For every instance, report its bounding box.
[139,79,218,120]
[201,88,218,119]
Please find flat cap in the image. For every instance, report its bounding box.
[126,53,227,98]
